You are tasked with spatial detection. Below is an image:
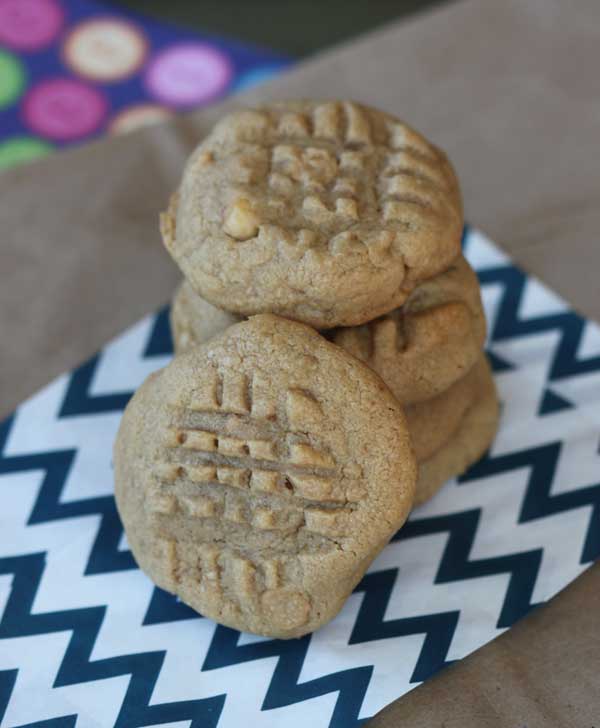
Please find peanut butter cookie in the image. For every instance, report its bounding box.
[161,100,463,328]
[170,282,481,463]
[415,355,499,507]
[171,255,485,405]
[114,314,416,638]
[405,357,485,462]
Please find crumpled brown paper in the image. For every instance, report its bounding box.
[1,0,599,724]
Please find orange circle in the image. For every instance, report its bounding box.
[63,17,147,82]
[110,104,171,135]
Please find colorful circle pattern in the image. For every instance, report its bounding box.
[23,78,108,141]
[0,136,53,169]
[0,50,26,109]
[144,43,233,107]
[63,18,148,82]
[110,104,171,135]
[0,0,290,168]
[0,0,63,51]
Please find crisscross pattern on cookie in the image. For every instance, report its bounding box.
[144,370,361,625]
[212,101,460,253]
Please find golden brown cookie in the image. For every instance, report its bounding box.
[161,100,463,328]
[170,278,237,354]
[405,356,485,462]
[414,355,500,507]
[332,254,486,403]
[170,283,480,462]
[114,314,416,638]
[171,254,485,405]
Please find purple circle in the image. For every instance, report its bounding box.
[23,78,108,141]
[145,43,232,107]
[0,0,63,51]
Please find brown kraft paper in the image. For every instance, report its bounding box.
[1,0,599,724]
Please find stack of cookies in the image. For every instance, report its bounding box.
[114,101,499,639]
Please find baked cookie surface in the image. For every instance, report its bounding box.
[161,100,463,328]
[171,254,485,405]
[169,282,482,463]
[414,355,500,507]
[333,254,486,403]
[170,278,238,355]
[114,314,416,638]
[404,356,485,462]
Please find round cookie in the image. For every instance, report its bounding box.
[414,355,500,507]
[170,278,238,354]
[404,357,483,462]
[171,254,485,405]
[333,254,486,403]
[114,314,416,638]
[170,284,480,462]
[161,100,463,328]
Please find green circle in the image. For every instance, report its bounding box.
[0,137,54,170]
[0,50,26,109]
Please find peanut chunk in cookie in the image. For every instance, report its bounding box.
[223,198,260,240]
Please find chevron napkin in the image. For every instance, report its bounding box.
[1,226,599,728]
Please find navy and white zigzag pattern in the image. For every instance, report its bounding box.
[1,227,599,727]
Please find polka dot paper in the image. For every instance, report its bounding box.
[0,0,291,169]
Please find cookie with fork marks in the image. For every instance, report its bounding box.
[114,314,416,637]
[171,254,486,405]
[161,100,463,328]
[415,354,499,506]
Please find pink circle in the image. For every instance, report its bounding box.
[145,43,232,107]
[0,0,63,51]
[23,78,108,140]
